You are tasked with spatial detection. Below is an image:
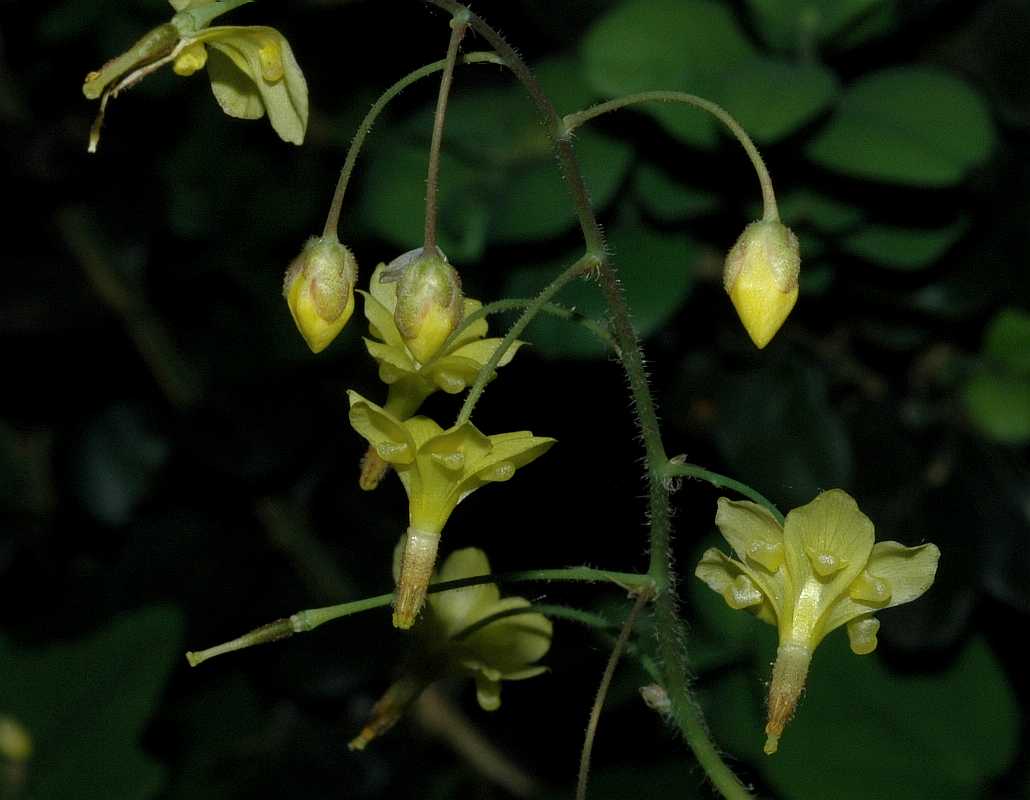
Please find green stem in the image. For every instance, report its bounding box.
[321,51,502,240]
[423,14,468,251]
[453,603,616,641]
[422,3,754,796]
[563,91,778,223]
[454,254,596,425]
[664,461,784,524]
[185,566,650,667]
[576,589,652,800]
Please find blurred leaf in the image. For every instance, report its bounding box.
[0,606,184,800]
[759,636,1019,799]
[634,163,718,221]
[778,189,864,234]
[714,362,853,508]
[581,0,754,148]
[719,56,839,143]
[504,225,694,359]
[71,404,169,525]
[963,369,1030,444]
[983,307,1030,375]
[489,129,632,243]
[841,220,968,270]
[806,68,995,186]
[745,0,895,52]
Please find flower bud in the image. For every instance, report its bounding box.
[392,250,463,364]
[723,220,800,349]
[283,236,357,353]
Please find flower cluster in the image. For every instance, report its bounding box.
[696,489,939,754]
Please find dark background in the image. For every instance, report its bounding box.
[1,0,1028,797]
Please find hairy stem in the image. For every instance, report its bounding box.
[321,51,502,240]
[664,461,784,524]
[185,566,650,666]
[423,14,468,251]
[563,91,778,222]
[455,254,596,425]
[422,3,754,796]
[576,589,652,800]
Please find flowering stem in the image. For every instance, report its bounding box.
[421,3,755,796]
[663,460,784,524]
[563,91,779,223]
[455,254,597,425]
[321,51,502,240]
[423,14,468,251]
[576,588,652,800]
[185,566,650,667]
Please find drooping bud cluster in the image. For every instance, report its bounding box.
[283,235,358,353]
[723,220,800,349]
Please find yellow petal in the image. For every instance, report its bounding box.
[173,41,208,75]
[846,616,880,655]
[714,497,785,572]
[429,548,500,634]
[346,392,415,465]
[695,548,780,626]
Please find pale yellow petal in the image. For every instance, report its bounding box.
[714,497,785,572]
[346,392,414,464]
[429,548,500,634]
[360,289,405,349]
[695,547,780,625]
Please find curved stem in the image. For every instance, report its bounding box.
[563,91,778,223]
[321,51,503,240]
[423,15,468,251]
[576,589,652,800]
[454,254,596,425]
[664,460,784,524]
[453,603,616,641]
[185,566,650,667]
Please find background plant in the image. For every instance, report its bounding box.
[1,0,1028,798]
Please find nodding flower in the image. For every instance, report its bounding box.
[696,489,939,754]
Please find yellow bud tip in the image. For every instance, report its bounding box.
[284,236,358,353]
[724,220,801,349]
[393,527,440,630]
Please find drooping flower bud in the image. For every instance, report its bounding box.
[283,235,357,353]
[723,220,800,349]
[391,249,463,364]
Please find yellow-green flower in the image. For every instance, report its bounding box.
[361,262,525,415]
[723,220,800,349]
[347,391,554,629]
[83,0,307,152]
[349,547,552,750]
[283,235,358,353]
[695,489,939,754]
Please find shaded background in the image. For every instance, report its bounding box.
[1,0,1028,797]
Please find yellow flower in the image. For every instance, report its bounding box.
[347,391,554,629]
[82,0,307,152]
[283,236,358,353]
[695,489,939,754]
[349,547,552,750]
[356,262,525,490]
[428,548,553,711]
[723,220,800,349]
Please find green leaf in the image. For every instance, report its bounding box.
[718,56,839,143]
[841,220,968,270]
[983,307,1030,375]
[634,163,718,221]
[963,369,1030,444]
[714,363,852,508]
[806,67,995,186]
[504,225,694,359]
[490,130,632,243]
[758,636,1019,799]
[745,0,895,52]
[0,607,184,800]
[581,0,754,148]
[777,189,864,234]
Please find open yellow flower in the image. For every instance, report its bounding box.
[695,489,939,754]
[349,547,552,750]
[83,0,307,151]
[347,391,554,629]
[357,262,525,489]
